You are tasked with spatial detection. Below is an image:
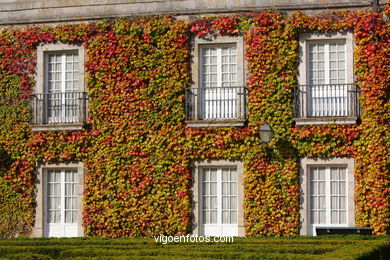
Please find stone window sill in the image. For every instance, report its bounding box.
[295,117,358,126]
[30,123,84,132]
[186,119,246,128]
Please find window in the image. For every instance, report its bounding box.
[309,166,347,226]
[186,36,246,127]
[300,158,355,236]
[192,160,244,236]
[32,43,87,131]
[200,45,238,120]
[32,163,84,238]
[295,32,360,124]
[201,167,238,235]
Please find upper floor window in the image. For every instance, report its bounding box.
[295,32,360,125]
[31,43,87,131]
[186,36,247,127]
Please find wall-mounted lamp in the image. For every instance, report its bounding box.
[259,122,273,144]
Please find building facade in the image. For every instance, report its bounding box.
[0,0,388,238]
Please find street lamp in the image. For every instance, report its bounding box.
[259,122,273,144]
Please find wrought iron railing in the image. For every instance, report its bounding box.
[31,92,87,125]
[185,86,247,121]
[294,84,361,119]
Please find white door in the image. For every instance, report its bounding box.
[200,45,237,120]
[308,41,347,117]
[45,169,79,237]
[201,168,238,236]
[309,166,347,235]
[46,52,79,123]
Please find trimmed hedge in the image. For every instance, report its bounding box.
[0,236,389,259]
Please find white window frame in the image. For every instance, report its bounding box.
[32,162,84,238]
[33,43,86,131]
[299,157,355,236]
[199,44,239,120]
[191,160,245,236]
[45,51,80,124]
[308,166,348,228]
[297,32,356,125]
[188,35,246,127]
[200,167,238,236]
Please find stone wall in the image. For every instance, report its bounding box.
[0,0,386,25]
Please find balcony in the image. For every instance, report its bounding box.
[30,92,87,131]
[185,86,247,127]
[294,83,361,125]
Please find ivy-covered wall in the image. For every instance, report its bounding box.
[0,6,388,237]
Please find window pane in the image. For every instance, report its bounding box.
[203,211,209,224]
[319,196,326,209]
[222,169,229,181]
[222,211,228,224]
[331,181,338,194]
[331,196,338,209]
[319,211,326,224]
[339,210,346,224]
[222,182,228,195]
[339,182,346,194]
[310,181,317,195]
[210,210,217,224]
[203,197,209,209]
[230,211,237,224]
[319,181,325,194]
[310,211,317,224]
[230,196,237,210]
[330,167,338,180]
[222,196,228,210]
[230,183,237,195]
[339,196,346,209]
[210,182,217,195]
[203,169,209,182]
[318,168,326,180]
[339,168,346,180]
[210,196,217,210]
[331,210,338,224]
[230,169,237,181]
[310,196,317,209]
[202,182,208,196]
[65,211,72,223]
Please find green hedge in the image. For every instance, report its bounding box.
[0,236,388,259]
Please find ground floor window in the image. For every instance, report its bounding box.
[201,167,238,236]
[192,160,244,237]
[300,158,355,236]
[45,169,79,237]
[33,162,84,238]
[310,166,347,225]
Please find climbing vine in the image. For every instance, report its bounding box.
[0,5,388,237]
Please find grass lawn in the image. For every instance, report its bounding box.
[0,235,389,259]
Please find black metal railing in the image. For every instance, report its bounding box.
[31,92,87,125]
[294,84,361,119]
[185,86,247,121]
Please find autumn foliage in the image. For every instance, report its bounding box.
[0,6,388,237]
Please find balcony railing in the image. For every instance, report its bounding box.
[294,84,361,119]
[185,86,247,121]
[31,92,87,125]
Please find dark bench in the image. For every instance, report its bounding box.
[316,227,372,235]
